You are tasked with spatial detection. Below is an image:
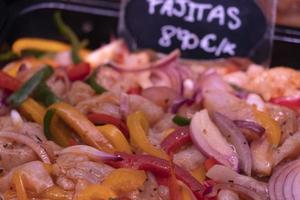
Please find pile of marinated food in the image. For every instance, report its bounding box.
[1,13,300,200]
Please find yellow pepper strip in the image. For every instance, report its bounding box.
[41,186,73,200]
[12,170,28,200]
[49,102,113,152]
[181,185,193,200]
[19,98,73,147]
[127,111,169,160]
[12,38,90,57]
[253,108,281,147]
[97,125,132,154]
[75,185,117,200]
[190,165,206,183]
[102,168,147,194]
[19,98,46,125]
[2,61,22,77]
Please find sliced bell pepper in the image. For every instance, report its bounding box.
[126,86,142,95]
[8,66,54,107]
[127,111,169,160]
[12,170,28,200]
[44,108,78,147]
[46,102,113,152]
[97,125,132,154]
[85,68,107,94]
[87,113,129,138]
[106,153,211,200]
[67,62,91,81]
[270,96,300,110]
[54,12,81,64]
[75,185,117,200]
[0,71,21,91]
[12,38,89,57]
[172,115,191,126]
[253,108,281,147]
[32,82,60,106]
[204,158,219,171]
[102,168,147,194]
[191,165,206,183]
[160,126,191,155]
[19,98,46,125]
[0,50,18,61]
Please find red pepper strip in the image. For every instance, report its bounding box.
[204,158,219,171]
[0,71,21,91]
[160,126,191,155]
[67,62,91,81]
[127,86,142,95]
[270,96,300,110]
[87,113,129,139]
[106,153,211,199]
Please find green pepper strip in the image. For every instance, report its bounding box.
[32,83,60,107]
[0,51,18,61]
[53,12,81,64]
[44,109,56,140]
[8,66,54,107]
[85,68,107,94]
[172,115,191,126]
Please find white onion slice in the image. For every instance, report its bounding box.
[190,109,238,170]
[212,112,252,175]
[0,131,50,164]
[56,145,119,161]
[207,165,268,196]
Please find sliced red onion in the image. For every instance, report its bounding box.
[212,112,252,176]
[233,120,265,135]
[209,183,268,200]
[170,98,194,114]
[0,131,51,164]
[190,110,239,171]
[269,159,300,200]
[108,49,180,72]
[162,64,183,94]
[206,165,268,196]
[56,145,120,161]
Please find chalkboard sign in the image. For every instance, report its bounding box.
[119,0,270,62]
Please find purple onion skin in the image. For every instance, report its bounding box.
[233,120,265,135]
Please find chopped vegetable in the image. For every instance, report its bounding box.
[47,102,113,152]
[0,50,18,61]
[85,68,107,94]
[127,111,169,160]
[67,62,91,81]
[97,125,132,154]
[19,98,46,125]
[172,115,191,126]
[160,126,191,155]
[87,113,129,138]
[102,168,147,194]
[270,96,300,110]
[8,66,54,107]
[253,108,281,147]
[12,171,28,200]
[54,12,81,64]
[32,83,60,106]
[0,71,21,91]
[106,153,211,199]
